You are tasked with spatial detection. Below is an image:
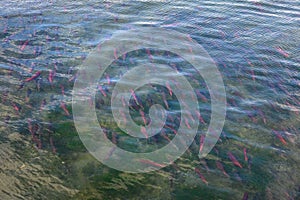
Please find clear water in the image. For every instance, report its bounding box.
[0,0,299,199]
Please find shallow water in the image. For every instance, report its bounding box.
[0,0,299,199]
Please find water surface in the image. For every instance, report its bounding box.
[0,0,299,199]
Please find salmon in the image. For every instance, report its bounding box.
[216,161,229,177]
[165,81,173,96]
[243,148,248,162]
[114,48,118,59]
[194,167,208,185]
[48,70,54,83]
[139,109,147,125]
[106,74,111,85]
[273,131,287,145]
[228,152,243,168]
[60,102,70,116]
[242,192,248,200]
[140,126,148,138]
[275,47,289,58]
[25,71,41,82]
[146,49,153,61]
[195,110,206,124]
[139,159,165,168]
[161,92,169,109]
[98,85,107,97]
[130,89,138,105]
[199,134,205,152]
[184,118,191,129]
[20,40,29,51]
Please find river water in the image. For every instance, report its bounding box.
[0,0,299,199]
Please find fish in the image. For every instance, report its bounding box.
[195,110,206,124]
[139,109,147,125]
[184,117,191,129]
[250,69,255,81]
[88,96,93,108]
[275,47,289,58]
[139,159,166,168]
[165,81,173,96]
[200,159,210,172]
[187,34,193,42]
[53,63,58,71]
[161,131,178,150]
[49,137,56,154]
[146,49,153,61]
[161,92,169,109]
[30,123,39,143]
[221,131,228,140]
[216,161,229,177]
[186,110,195,122]
[119,110,127,125]
[228,152,243,168]
[140,126,148,138]
[97,44,102,52]
[122,52,127,61]
[265,187,273,200]
[20,40,29,51]
[69,72,78,82]
[257,109,267,124]
[60,102,70,116]
[130,89,141,107]
[25,71,41,82]
[135,94,144,109]
[189,46,193,54]
[36,78,42,91]
[40,99,47,110]
[29,63,36,73]
[194,167,208,185]
[219,30,226,39]
[195,90,208,102]
[245,59,256,81]
[106,74,111,85]
[12,102,20,112]
[61,85,65,96]
[167,114,175,123]
[114,48,118,59]
[273,130,287,145]
[28,119,33,135]
[165,125,177,135]
[277,83,290,95]
[105,147,116,160]
[284,192,292,200]
[243,148,248,162]
[214,147,220,155]
[48,70,55,84]
[247,156,252,170]
[121,96,126,107]
[112,132,117,144]
[98,85,107,97]
[285,101,299,115]
[242,192,248,200]
[199,134,205,152]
